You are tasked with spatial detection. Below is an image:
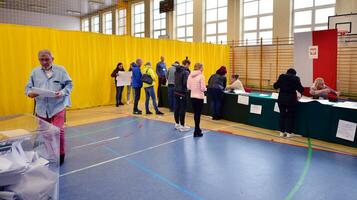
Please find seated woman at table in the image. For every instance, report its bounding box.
[310,77,340,99]
[226,74,245,92]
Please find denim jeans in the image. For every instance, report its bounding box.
[208,88,224,118]
[145,86,159,113]
[116,86,124,105]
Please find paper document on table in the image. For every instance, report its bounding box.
[116,72,132,86]
[274,102,280,113]
[336,120,357,142]
[316,99,334,105]
[237,95,249,105]
[233,90,247,95]
[30,87,56,97]
[299,97,314,103]
[333,101,357,110]
[250,104,262,115]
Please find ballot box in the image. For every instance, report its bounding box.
[0,114,60,200]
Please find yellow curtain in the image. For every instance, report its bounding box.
[0,23,230,116]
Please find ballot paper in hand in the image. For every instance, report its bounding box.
[116,71,132,86]
[204,95,207,104]
[30,87,56,97]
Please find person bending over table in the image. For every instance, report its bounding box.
[310,77,340,99]
[226,74,245,92]
[273,68,304,138]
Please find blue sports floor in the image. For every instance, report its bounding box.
[59,117,357,200]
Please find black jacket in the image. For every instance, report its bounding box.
[174,66,190,95]
[208,74,227,90]
[273,73,305,104]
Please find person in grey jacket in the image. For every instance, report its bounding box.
[166,62,179,112]
[208,66,227,120]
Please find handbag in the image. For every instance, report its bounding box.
[141,69,153,85]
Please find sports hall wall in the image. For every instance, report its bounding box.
[0,23,229,116]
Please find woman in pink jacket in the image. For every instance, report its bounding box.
[187,63,207,137]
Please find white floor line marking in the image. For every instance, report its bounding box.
[71,136,121,150]
[60,135,191,177]
[60,124,236,178]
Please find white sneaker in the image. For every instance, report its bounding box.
[279,132,286,137]
[174,124,181,130]
[179,125,191,132]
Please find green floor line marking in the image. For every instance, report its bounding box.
[66,118,139,139]
[284,138,312,200]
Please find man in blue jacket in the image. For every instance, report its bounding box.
[132,58,143,114]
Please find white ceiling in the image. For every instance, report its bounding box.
[0,0,119,17]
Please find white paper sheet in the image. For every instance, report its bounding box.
[233,90,247,95]
[316,99,334,105]
[204,96,207,104]
[274,102,280,113]
[0,157,12,172]
[336,120,357,142]
[271,93,279,99]
[299,97,314,103]
[250,104,262,115]
[237,95,249,105]
[333,101,357,110]
[30,87,56,97]
[116,71,132,86]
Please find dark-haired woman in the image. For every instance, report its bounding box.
[208,66,227,120]
[111,63,125,107]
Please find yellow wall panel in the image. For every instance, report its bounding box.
[0,24,229,116]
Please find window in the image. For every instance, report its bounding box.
[81,18,89,32]
[205,0,228,44]
[116,9,127,35]
[242,0,274,45]
[132,2,145,38]
[176,0,193,42]
[103,12,113,34]
[91,15,100,33]
[153,0,166,38]
[293,0,335,33]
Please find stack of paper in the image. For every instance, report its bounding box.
[30,87,56,97]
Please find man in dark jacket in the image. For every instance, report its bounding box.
[131,59,143,114]
[174,59,191,132]
[273,68,305,137]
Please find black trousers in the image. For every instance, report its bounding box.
[174,94,187,126]
[278,102,297,133]
[191,98,204,134]
[133,87,141,111]
[157,77,166,107]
